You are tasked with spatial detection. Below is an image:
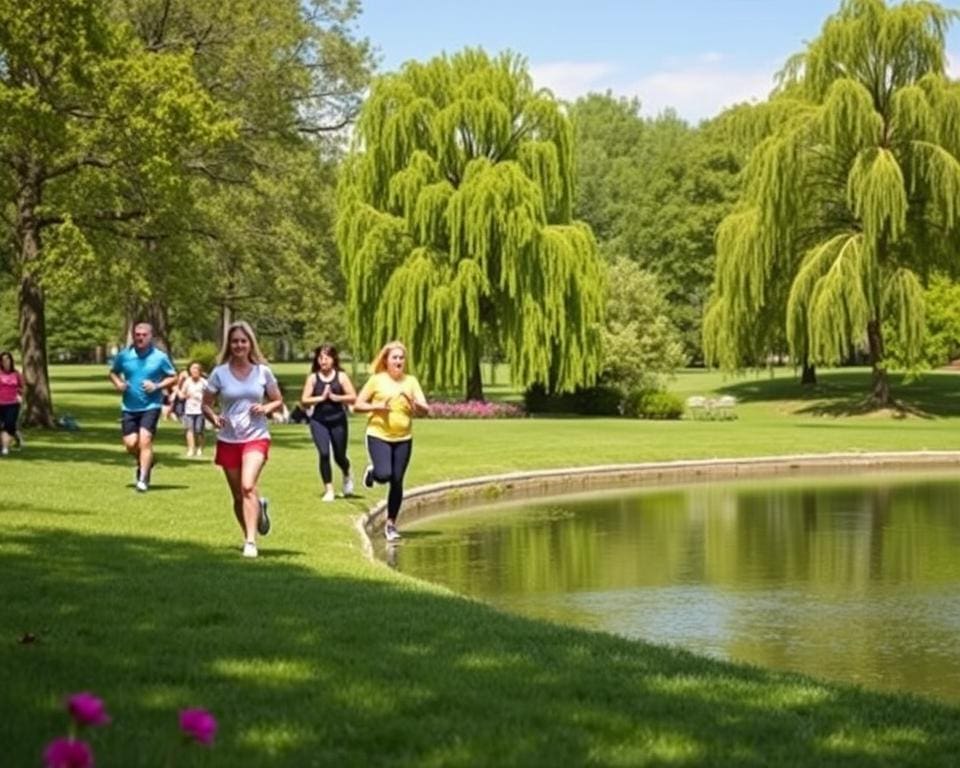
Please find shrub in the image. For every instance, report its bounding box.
[622,388,684,420]
[523,383,622,416]
[427,400,525,419]
[186,341,218,373]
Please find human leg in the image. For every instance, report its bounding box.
[309,420,335,498]
[184,417,196,456]
[221,465,246,534]
[366,435,393,485]
[386,439,412,523]
[240,447,268,544]
[329,419,351,486]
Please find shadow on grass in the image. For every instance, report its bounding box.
[718,370,960,418]
[2,528,958,767]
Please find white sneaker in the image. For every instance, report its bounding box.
[242,541,258,558]
[0,447,8,456]
[321,489,336,502]
[135,480,148,492]
[343,475,354,496]
[384,522,402,542]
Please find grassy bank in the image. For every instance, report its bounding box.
[2,365,959,766]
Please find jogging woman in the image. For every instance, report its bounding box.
[353,341,429,542]
[300,344,356,502]
[203,321,283,558]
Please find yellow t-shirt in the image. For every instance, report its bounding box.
[359,372,425,441]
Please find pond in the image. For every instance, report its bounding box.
[388,470,960,702]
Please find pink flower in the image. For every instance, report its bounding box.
[66,693,110,727]
[43,738,93,768]
[179,708,217,745]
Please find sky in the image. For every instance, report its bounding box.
[356,0,960,123]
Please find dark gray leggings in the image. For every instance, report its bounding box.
[366,435,412,521]
[309,418,350,484]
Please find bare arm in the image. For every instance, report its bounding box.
[251,382,284,416]
[332,371,357,405]
[109,371,127,392]
[353,383,390,414]
[201,389,223,428]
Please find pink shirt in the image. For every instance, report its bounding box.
[0,370,23,405]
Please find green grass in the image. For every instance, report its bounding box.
[3,365,960,766]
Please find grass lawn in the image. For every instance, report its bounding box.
[3,364,960,766]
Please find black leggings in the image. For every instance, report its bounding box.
[366,435,412,522]
[309,418,350,484]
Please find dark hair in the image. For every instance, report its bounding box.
[311,344,340,373]
[0,351,15,372]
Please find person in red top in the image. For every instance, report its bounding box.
[0,351,24,457]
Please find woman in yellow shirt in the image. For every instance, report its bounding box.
[354,341,429,542]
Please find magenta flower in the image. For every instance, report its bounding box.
[179,708,217,745]
[66,693,110,728]
[43,738,93,768]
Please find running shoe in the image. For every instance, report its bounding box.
[242,541,258,558]
[321,489,336,502]
[384,522,402,542]
[257,497,271,536]
[343,475,355,496]
[135,479,148,493]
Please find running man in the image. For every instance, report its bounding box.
[109,323,178,492]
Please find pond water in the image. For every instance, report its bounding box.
[389,470,960,702]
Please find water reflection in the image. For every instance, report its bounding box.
[392,471,960,701]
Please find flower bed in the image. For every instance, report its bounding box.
[427,400,525,419]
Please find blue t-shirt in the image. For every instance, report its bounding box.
[110,346,176,412]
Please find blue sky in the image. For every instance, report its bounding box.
[356,1,960,122]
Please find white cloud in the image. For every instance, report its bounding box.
[629,64,778,121]
[948,51,959,79]
[530,55,780,123]
[529,61,618,101]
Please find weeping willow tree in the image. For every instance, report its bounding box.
[336,49,604,400]
[704,0,960,405]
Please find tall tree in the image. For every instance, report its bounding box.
[706,0,960,405]
[336,49,604,400]
[0,0,234,425]
[570,95,742,363]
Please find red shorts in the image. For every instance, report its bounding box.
[214,439,271,469]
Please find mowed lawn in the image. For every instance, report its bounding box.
[2,364,960,767]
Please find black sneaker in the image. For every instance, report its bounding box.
[258,498,271,536]
[363,464,374,488]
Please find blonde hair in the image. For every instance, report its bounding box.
[371,340,408,374]
[218,321,267,365]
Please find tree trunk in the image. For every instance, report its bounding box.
[801,361,817,386]
[867,319,890,406]
[14,159,56,428]
[465,358,484,401]
[19,274,55,427]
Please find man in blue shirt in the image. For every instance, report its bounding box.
[109,323,178,492]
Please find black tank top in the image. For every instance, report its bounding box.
[311,371,346,423]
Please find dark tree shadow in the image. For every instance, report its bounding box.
[716,370,960,418]
[2,528,959,767]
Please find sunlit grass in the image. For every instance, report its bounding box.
[1,365,959,765]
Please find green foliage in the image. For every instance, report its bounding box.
[706,0,960,402]
[337,49,605,397]
[185,341,218,373]
[601,258,685,391]
[886,273,960,367]
[570,95,744,361]
[620,388,684,420]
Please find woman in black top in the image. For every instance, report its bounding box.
[299,344,357,501]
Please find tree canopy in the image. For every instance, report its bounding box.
[705,0,960,404]
[336,49,604,399]
[0,0,372,424]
